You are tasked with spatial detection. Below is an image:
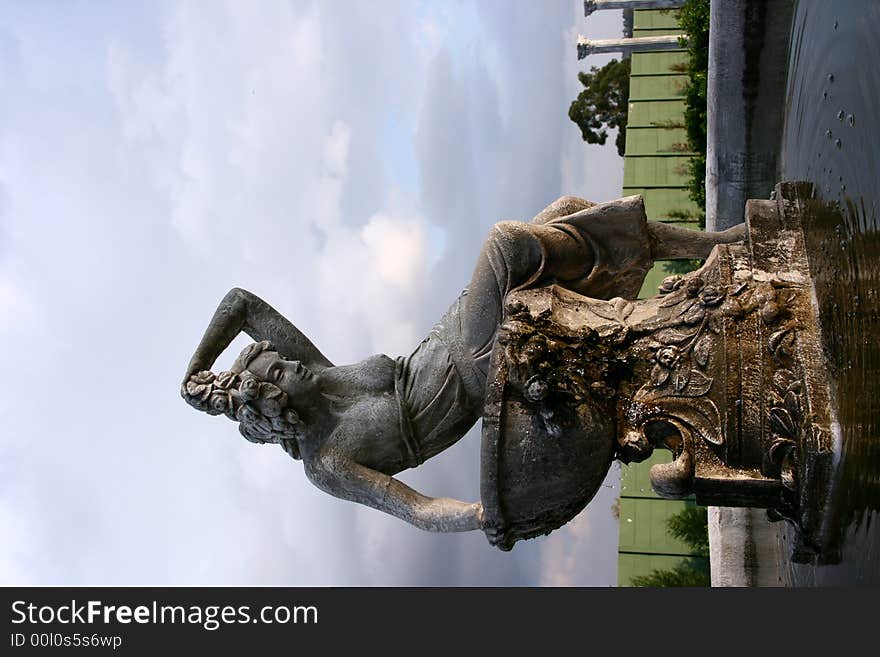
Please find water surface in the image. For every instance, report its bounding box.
[778,0,880,585]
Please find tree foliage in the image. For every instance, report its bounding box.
[630,559,709,587]
[568,58,631,157]
[629,505,710,587]
[663,258,704,275]
[667,505,710,558]
[677,0,711,210]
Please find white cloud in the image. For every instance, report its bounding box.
[322,120,352,179]
[362,214,427,290]
[0,276,35,333]
[313,208,431,359]
[0,499,32,585]
[538,464,622,586]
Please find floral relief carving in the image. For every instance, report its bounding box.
[626,273,729,452]
[498,302,628,438]
[499,261,817,510]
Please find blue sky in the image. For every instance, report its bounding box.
[0,0,625,585]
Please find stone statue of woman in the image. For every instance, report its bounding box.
[181,195,744,540]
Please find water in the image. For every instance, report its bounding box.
[778,0,880,585]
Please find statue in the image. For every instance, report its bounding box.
[180,194,746,546]
[475,183,836,560]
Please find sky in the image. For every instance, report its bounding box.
[0,0,626,586]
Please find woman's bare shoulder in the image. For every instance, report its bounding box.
[322,354,396,396]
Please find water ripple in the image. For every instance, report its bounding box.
[780,0,880,585]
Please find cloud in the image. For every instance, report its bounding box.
[362,214,427,290]
[0,499,32,585]
[0,276,35,333]
[561,5,627,201]
[321,120,352,180]
[538,463,622,586]
[0,1,625,586]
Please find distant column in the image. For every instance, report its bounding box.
[708,508,784,587]
[577,34,684,59]
[584,0,685,17]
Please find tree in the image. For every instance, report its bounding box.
[568,58,631,157]
[630,559,710,587]
[667,505,710,558]
[677,0,711,210]
[629,505,711,587]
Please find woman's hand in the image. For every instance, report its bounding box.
[477,503,507,547]
[180,369,218,413]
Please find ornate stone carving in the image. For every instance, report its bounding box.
[181,180,834,561]
[480,182,837,561]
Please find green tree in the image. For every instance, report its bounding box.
[667,505,710,558]
[630,559,710,587]
[660,208,706,276]
[677,0,711,210]
[568,58,631,156]
[663,258,704,275]
[630,505,710,587]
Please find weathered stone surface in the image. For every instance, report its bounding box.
[181,186,831,560]
[480,182,837,561]
[577,34,684,59]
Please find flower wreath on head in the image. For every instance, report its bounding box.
[181,341,304,459]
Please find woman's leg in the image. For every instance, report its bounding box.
[453,196,748,395]
[458,195,654,362]
[462,221,554,338]
[647,221,747,260]
[530,195,595,225]
[458,219,596,370]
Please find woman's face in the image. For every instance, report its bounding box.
[246,350,322,415]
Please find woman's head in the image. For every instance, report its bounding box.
[234,342,322,404]
[182,341,306,458]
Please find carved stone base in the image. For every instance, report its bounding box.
[480,182,837,562]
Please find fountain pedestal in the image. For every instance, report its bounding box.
[480,182,836,563]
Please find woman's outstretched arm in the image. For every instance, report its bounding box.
[309,445,484,533]
[184,287,333,381]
